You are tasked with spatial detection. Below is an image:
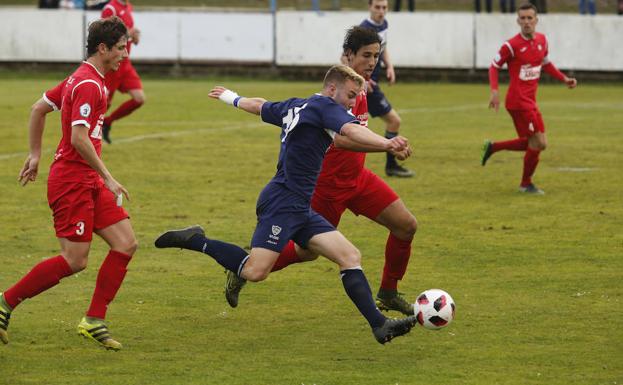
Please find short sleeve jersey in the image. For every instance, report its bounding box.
[316,87,369,189]
[360,18,388,82]
[46,61,108,184]
[102,0,134,54]
[260,94,359,200]
[491,32,549,110]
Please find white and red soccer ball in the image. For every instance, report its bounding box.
[414,289,455,330]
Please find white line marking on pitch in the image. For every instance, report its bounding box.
[0,122,265,161]
[555,167,596,172]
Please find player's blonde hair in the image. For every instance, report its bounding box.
[323,65,364,89]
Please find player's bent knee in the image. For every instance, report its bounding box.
[243,267,270,282]
[115,237,138,256]
[400,216,418,239]
[339,248,362,269]
[65,255,89,273]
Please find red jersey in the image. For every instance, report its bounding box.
[46,61,108,184]
[102,0,134,54]
[316,87,369,189]
[491,33,549,110]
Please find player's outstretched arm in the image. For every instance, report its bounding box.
[19,98,54,186]
[339,122,408,154]
[71,125,130,201]
[209,86,267,115]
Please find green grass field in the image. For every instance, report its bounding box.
[0,74,622,385]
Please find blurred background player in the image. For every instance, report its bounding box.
[0,17,137,351]
[155,66,417,344]
[225,26,418,316]
[481,2,577,194]
[360,0,414,177]
[101,0,146,144]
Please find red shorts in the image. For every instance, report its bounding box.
[47,180,129,242]
[508,108,545,138]
[311,168,399,227]
[105,59,142,102]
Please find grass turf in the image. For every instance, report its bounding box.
[0,75,622,385]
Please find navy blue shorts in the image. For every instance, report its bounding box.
[251,183,336,252]
[367,82,393,118]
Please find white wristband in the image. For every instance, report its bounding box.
[219,89,241,106]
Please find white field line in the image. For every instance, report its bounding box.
[0,122,265,161]
[397,101,623,115]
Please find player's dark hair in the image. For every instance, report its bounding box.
[342,26,381,55]
[86,16,128,57]
[368,0,386,5]
[518,2,538,13]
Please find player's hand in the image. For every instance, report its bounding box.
[564,77,577,89]
[130,28,141,45]
[386,66,396,85]
[18,154,40,186]
[391,144,412,161]
[104,176,131,203]
[387,135,409,153]
[488,90,500,112]
[208,86,227,99]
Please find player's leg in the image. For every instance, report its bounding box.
[0,239,87,344]
[349,171,416,315]
[306,230,417,344]
[519,110,546,194]
[481,109,531,166]
[368,83,414,178]
[77,184,136,350]
[102,62,144,144]
[1,182,94,344]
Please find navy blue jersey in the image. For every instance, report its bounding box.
[360,18,388,82]
[260,94,358,201]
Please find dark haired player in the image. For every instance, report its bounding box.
[1,17,137,351]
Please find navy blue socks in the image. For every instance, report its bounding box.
[188,235,249,276]
[341,268,386,329]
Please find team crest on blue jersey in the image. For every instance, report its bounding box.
[80,103,91,117]
[271,225,282,236]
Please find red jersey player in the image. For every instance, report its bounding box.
[100,0,146,144]
[224,26,418,316]
[481,2,577,194]
[1,18,137,351]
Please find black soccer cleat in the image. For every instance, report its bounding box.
[102,123,112,144]
[224,270,247,308]
[385,164,415,178]
[376,289,415,316]
[481,140,493,166]
[372,316,418,344]
[154,225,205,249]
[518,183,545,195]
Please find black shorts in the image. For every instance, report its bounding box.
[367,82,393,117]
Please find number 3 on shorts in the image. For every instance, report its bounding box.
[76,221,85,235]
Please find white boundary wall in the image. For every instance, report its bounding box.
[1,8,622,70]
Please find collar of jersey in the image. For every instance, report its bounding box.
[82,61,106,79]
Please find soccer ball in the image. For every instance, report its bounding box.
[414,289,455,330]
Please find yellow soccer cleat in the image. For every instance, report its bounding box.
[77,317,122,351]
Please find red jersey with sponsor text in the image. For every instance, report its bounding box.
[491,33,549,110]
[316,87,369,189]
[47,61,108,184]
[102,0,134,54]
